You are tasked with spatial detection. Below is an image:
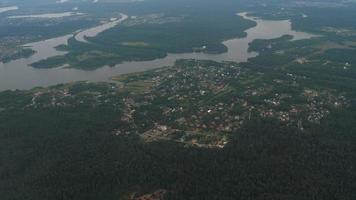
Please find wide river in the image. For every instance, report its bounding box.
[0,12,317,91]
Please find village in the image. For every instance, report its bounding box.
[5,58,348,149]
[113,59,350,147]
[1,57,347,150]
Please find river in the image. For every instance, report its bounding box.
[75,14,128,43]
[0,6,18,14]
[8,12,84,19]
[0,12,318,91]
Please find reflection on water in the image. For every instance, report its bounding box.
[0,6,18,13]
[75,14,128,43]
[24,34,73,62]
[8,12,83,19]
[0,12,318,91]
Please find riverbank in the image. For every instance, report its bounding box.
[0,12,317,91]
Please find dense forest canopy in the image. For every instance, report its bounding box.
[1,0,356,199]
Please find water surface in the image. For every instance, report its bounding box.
[0,13,318,91]
[0,6,18,13]
[75,14,128,43]
[8,12,83,19]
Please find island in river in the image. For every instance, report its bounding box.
[0,13,317,91]
[1,1,356,199]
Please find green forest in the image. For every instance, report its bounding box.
[1,0,356,199]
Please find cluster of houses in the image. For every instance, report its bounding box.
[119,61,349,139]
[0,36,33,62]
[130,189,167,200]
[20,60,349,148]
[25,83,120,109]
